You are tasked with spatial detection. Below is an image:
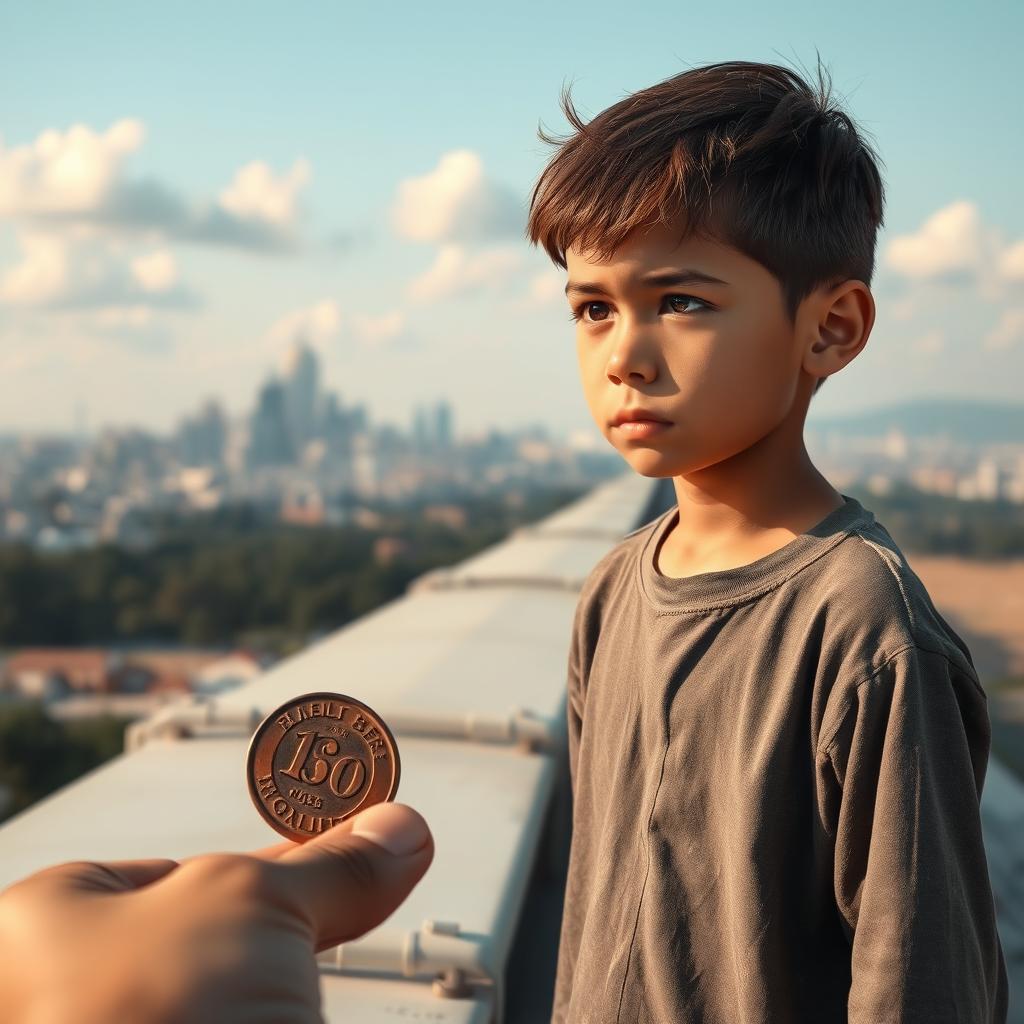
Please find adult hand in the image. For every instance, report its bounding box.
[0,801,433,1024]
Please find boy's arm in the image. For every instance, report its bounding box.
[551,592,587,1024]
[566,596,585,800]
[817,645,1009,1023]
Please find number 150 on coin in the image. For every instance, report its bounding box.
[246,692,402,842]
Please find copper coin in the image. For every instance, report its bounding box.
[246,691,401,841]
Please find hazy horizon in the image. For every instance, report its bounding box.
[1,2,1022,441]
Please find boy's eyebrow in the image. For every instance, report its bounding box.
[564,269,731,298]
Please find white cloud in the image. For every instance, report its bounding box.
[79,304,172,354]
[59,334,109,365]
[0,119,144,216]
[390,150,523,243]
[521,269,567,309]
[883,200,1024,299]
[131,249,177,292]
[0,232,69,304]
[92,306,154,328]
[407,242,523,302]
[983,308,1024,352]
[0,229,196,311]
[998,240,1024,283]
[265,299,342,354]
[219,158,310,229]
[0,120,311,252]
[883,201,996,283]
[265,301,416,355]
[0,343,47,375]
[909,329,944,356]
[880,201,1024,362]
[888,294,918,322]
[350,310,408,348]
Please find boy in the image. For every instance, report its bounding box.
[526,58,1009,1023]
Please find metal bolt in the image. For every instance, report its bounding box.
[432,967,472,999]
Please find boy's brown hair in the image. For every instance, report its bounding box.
[525,55,886,395]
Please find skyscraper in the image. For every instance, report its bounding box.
[412,403,432,455]
[247,380,295,469]
[280,338,321,450]
[434,400,453,451]
[176,399,227,467]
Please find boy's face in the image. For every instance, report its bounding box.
[565,220,824,479]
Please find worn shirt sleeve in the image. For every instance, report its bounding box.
[566,594,585,802]
[816,644,1008,1023]
[552,590,590,1024]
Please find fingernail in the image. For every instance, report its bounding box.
[350,802,430,858]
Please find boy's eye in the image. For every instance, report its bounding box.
[568,294,709,324]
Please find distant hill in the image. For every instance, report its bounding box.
[806,397,1024,444]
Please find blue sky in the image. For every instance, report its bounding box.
[1,0,1021,441]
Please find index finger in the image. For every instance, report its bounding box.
[11,857,180,896]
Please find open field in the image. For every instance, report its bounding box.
[905,554,1024,780]
[907,555,1024,682]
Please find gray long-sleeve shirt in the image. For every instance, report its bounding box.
[552,494,1008,1023]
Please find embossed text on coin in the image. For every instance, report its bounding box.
[246,691,400,841]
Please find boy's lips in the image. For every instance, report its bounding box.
[610,407,674,426]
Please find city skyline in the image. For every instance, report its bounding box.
[1,3,1022,436]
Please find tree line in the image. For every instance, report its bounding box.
[0,489,585,651]
[861,485,1024,559]
[0,705,130,823]
[1,484,1022,652]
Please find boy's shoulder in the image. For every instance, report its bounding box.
[576,501,978,685]
[803,510,978,683]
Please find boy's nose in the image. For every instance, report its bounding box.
[606,336,659,385]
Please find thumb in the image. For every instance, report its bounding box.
[274,802,434,951]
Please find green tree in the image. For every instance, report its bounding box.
[0,705,129,823]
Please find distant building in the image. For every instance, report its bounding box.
[3,650,142,696]
[909,466,959,497]
[87,428,166,481]
[281,339,321,451]
[35,525,99,551]
[975,457,1001,501]
[247,380,296,469]
[352,433,378,495]
[348,402,369,434]
[882,428,909,461]
[190,652,265,695]
[352,505,383,530]
[866,473,893,496]
[280,485,328,526]
[434,399,453,451]
[168,466,224,511]
[412,404,432,455]
[318,393,358,481]
[119,649,263,695]
[411,400,455,454]
[423,503,467,530]
[373,535,412,566]
[2,648,265,700]
[176,399,227,467]
[99,496,154,549]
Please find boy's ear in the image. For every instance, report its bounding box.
[805,280,874,375]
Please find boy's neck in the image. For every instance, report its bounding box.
[657,415,844,579]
